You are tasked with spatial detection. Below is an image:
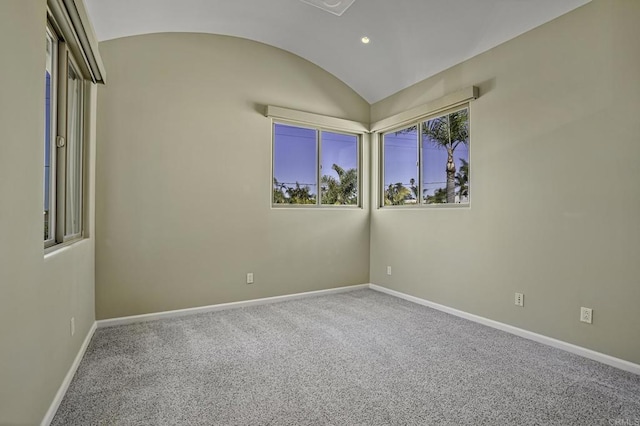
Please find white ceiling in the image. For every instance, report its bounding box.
[84,0,590,104]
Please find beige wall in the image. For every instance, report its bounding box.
[370,0,640,364]
[95,33,371,319]
[0,0,97,424]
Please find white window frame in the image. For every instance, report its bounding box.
[45,13,88,250]
[44,23,59,247]
[271,120,363,208]
[62,55,85,241]
[380,105,471,208]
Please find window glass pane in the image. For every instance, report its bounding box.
[320,131,358,205]
[273,124,317,204]
[44,32,54,241]
[66,63,83,235]
[383,126,418,205]
[422,108,469,204]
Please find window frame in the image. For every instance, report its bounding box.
[44,13,88,250]
[44,23,59,247]
[380,105,470,208]
[271,120,362,208]
[62,54,85,241]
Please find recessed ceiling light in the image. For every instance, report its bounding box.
[361,36,370,44]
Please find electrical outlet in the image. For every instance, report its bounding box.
[246,273,254,284]
[70,317,75,336]
[387,266,392,276]
[580,307,593,324]
[514,293,524,307]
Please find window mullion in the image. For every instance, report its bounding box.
[418,122,423,205]
[379,133,384,207]
[357,134,361,208]
[55,43,69,243]
[316,129,321,206]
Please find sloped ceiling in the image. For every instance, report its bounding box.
[84,0,591,103]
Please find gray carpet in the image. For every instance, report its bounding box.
[53,289,640,425]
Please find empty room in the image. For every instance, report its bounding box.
[1,0,639,424]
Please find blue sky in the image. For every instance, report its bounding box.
[273,124,357,195]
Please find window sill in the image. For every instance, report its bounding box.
[271,205,362,210]
[44,237,86,259]
[379,203,470,210]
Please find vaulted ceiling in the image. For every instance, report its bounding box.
[84,0,590,103]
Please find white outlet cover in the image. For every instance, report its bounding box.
[298,0,356,16]
[514,293,524,307]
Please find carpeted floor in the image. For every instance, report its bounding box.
[53,289,640,425]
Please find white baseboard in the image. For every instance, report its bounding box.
[41,321,97,426]
[97,284,370,328]
[369,284,640,376]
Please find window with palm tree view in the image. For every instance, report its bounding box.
[273,123,359,206]
[382,107,469,206]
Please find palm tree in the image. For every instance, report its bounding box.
[384,182,411,206]
[425,187,447,204]
[321,164,358,205]
[286,182,316,204]
[422,109,469,203]
[455,158,469,201]
[273,178,287,204]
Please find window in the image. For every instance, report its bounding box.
[273,123,360,206]
[44,28,56,243]
[382,107,469,206]
[44,20,87,248]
